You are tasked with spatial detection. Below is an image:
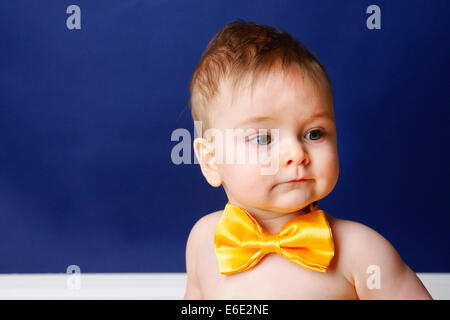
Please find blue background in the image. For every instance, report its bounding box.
[0,0,449,273]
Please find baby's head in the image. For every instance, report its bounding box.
[190,19,339,214]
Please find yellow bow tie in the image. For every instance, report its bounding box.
[214,202,335,275]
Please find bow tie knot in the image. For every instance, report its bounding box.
[259,233,281,254]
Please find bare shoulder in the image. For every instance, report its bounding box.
[326,214,400,266]
[326,214,388,245]
[189,210,223,238]
[186,209,224,253]
[184,209,224,299]
[326,213,408,284]
[325,214,432,299]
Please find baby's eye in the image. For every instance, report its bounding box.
[248,134,272,145]
[305,129,324,141]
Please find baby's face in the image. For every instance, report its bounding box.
[208,67,339,213]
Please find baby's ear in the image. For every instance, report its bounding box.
[193,137,222,187]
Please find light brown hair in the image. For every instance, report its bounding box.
[189,19,332,136]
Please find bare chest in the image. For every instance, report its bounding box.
[197,244,358,300]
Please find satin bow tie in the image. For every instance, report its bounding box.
[214,202,335,275]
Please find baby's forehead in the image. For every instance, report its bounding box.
[213,68,332,118]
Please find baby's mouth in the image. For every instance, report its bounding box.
[272,178,312,190]
[285,178,310,183]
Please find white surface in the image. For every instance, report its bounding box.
[0,273,448,300]
[0,273,187,300]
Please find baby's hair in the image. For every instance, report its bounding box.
[189,18,331,136]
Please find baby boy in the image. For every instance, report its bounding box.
[184,19,432,299]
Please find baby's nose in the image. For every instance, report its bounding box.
[280,139,309,167]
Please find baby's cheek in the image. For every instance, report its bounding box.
[315,149,339,195]
[226,164,269,197]
[325,149,339,180]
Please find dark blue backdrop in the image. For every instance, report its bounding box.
[0,0,449,273]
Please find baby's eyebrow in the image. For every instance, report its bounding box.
[233,116,276,128]
[308,111,334,121]
[233,111,333,128]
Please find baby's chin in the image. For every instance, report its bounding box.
[270,190,315,207]
[265,203,313,214]
[251,197,316,214]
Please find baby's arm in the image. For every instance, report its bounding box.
[343,221,432,299]
[184,217,205,299]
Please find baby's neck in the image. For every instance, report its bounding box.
[237,204,313,234]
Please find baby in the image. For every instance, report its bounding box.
[184,19,432,300]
